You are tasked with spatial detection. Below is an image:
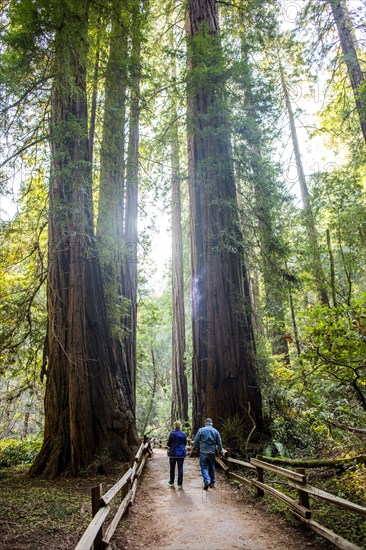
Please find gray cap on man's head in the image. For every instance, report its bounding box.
[205,418,213,425]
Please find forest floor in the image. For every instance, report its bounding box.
[0,448,334,550]
[112,448,329,550]
[0,461,123,549]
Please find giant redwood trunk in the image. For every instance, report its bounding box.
[171,138,189,423]
[170,23,188,423]
[96,0,137,416]
[187,0,263,435]
[170,47,189,423]
[30,0,136,478]
[121,4,141,414]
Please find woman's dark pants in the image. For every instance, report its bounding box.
[169,457,184,485]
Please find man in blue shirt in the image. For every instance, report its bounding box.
[193,418,223,490]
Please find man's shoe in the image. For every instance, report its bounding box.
[209,483,215,488]
[203,480,209,490]
[178,485,183,489]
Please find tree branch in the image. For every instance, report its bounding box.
[324,419,366,435]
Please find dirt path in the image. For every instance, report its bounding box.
[113,448,322,550]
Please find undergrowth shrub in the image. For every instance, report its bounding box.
[219,414,246,452]
[307,464,366,548]
[0,435,42,467]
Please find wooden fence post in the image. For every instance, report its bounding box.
[296,468,310,511]
[120,464,130,500]
[91,484,104,550]
[255,464,264,497]
[120,463,130,519]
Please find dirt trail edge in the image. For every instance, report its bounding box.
[113,448,321,550]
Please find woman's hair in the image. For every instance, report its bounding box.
[173,420,181,430]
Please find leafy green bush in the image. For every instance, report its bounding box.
[261,296,366,459]
[0,436,42,467]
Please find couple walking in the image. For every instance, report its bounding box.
[167,418,223,490]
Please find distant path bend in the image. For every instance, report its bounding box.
[114,448,319,550]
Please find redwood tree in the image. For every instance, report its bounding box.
[96,0,132,407]
[31,0,137,478]
[121,1,143,414]
[186,0,263,434]
[170,45,189,423]
[330,0,366,146]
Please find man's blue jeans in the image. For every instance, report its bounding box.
[199,452,216,485]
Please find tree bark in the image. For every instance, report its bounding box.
[170,36,189,423]
[96,0,140,430]
[186,0,263,435]
[121,3,141,414]
[140,347,158,436]
[326,228,337,307]
[97,0,127,289]
[288,281,301,357]
[30,0,136,478]
[330,0,366,146]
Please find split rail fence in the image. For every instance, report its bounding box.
[216,453,366,550]
[75,437,153,550]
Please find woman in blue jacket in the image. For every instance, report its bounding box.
[167,420,187,488]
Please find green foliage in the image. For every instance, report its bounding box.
[136,294,172,436]
[0,435,42,467]
[1,0,52,93]
[262,296,366,458]
[299,299,366,421]
[0,168,47,440]
[219,414,247,453]
[307,464,366,548]
[302,300,366,370]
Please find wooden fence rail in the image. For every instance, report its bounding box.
[217,453,365,550]
[75,437,153,550]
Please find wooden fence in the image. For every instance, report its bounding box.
[216,453,366,550]
[75,437,153,550]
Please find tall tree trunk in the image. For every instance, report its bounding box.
[31,0,136,478]
[279,59,330,307]
[326,228,337,307]
[330,0,366,145]
[121,3,142,414]
[288,282,301,357]
[250,145,290,362]
[97,0,127,289]
[170,32,189,423]
[187,0,263,435]
[140,347,158,435]
[96,1,139,433]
